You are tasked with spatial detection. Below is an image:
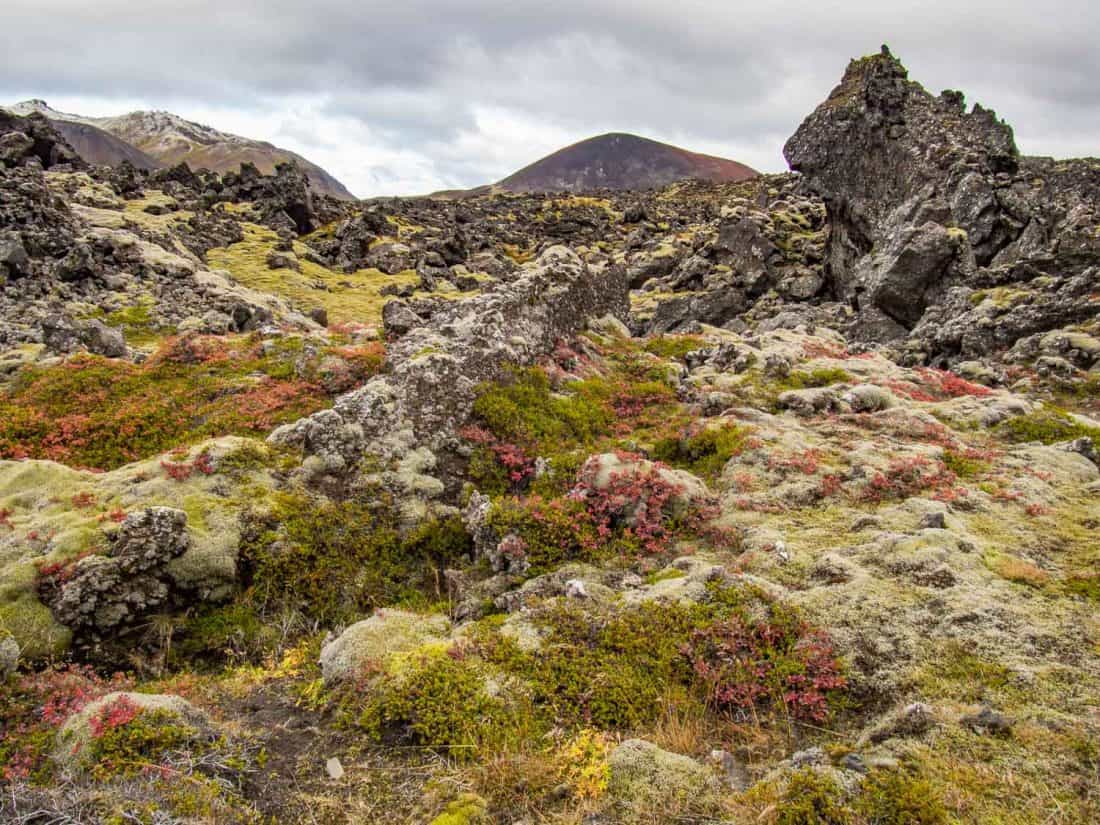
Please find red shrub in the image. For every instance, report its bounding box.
[70,491,97,509]
[802,342,850,360]
[87,695,142,738]
[1,664,131,781]
[684,607,846,723]
[160,450,215,482]
[861,455,965,503]
[572,454,685,555]
[461,425,537,484]
[916,368,993,398]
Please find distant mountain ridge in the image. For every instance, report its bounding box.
[6,100,355,200]
[495,132,757,193]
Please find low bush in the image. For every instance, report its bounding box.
[0,334,385,470]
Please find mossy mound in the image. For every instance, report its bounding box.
[606,739,716,822]
[54,691,213,772]
[320,609,450,685]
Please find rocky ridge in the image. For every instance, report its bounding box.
[7,99,355,199]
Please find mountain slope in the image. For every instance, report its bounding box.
[496,132,757,192]
[47,118,162,170]
[8,100,355,200]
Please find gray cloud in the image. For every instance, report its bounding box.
[2,0,1097,196]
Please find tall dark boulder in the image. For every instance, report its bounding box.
[784,46,1100,359]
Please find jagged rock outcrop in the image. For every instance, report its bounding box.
[631,174,829,334]
[270,246,629,492]
[784,46,1100,361]
[0,110,84,171]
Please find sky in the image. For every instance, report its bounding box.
[2,1,1097,198]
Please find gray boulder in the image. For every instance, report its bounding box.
[46,508,192,642]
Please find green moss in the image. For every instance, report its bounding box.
[652,422,751,479]
[942,448,991,479]
[782,367,853,390]
[774,769,850,825]
[769,766,948,825]
[644,568,687,585]
[0,596,71,660]
[915,641,1013,703]
[429,793,490,825]
[207,222,433,324]
[642,335,706,360]
[1064,574,1100,603]
[855,767,948,824]
[994,406,1100,448]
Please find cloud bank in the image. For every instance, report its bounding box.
[3,0,1097,196]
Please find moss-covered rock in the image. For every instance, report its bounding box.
[606,739,715,821]
[54,691,213,772]
[319,609,450,685]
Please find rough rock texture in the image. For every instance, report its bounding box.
[0,161,314,349]
[271,246,629,491]
[0,110,85,171]
[784,46,1100,361]
[0,633,18,679]
[45,508,192,643]
[319,609,450,685]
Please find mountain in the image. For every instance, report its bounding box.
[7,99,355,199]
[46,118,162,170]
[495,132,757,192]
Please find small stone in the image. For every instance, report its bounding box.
[564,579,589,599]
[0,635,19,679]
[920,511,947,530]
[325,756,345,780]
[842,753,867,773]
[962,706,1013,736]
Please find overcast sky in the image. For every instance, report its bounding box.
[2,1,1097,197]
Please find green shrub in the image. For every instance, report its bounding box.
[653,423,751,478]
[237,494,469,628]
[471,366,610,451]
[356,646,511,757]
[479,599,709,730]
[475,583,847,732]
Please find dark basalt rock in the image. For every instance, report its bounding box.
[0,110,85,170]
[784,46,1100,359]
[44,508,192,648]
